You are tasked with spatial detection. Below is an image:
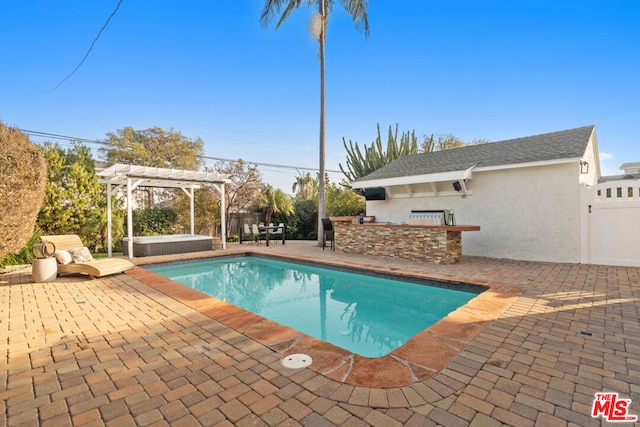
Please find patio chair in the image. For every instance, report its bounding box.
[40,235,134,279]
[252,224,266,244]
[268,223,284,244]
[321,218,334,251]
[242,224,256,243]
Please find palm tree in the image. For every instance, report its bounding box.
[259,184,294,225]
[292,171,318,200]
[260,0,369,245]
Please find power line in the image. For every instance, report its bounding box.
[200,155,342,174]
[49,0,125,92]
[20,128,344,174]
[22,129,107,146]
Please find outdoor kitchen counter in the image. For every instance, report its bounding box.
[331,219,480,264]
[348,222,480,232]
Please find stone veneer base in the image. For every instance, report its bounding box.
[334,222,479,264]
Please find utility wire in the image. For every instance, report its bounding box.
[49,0,124,91]
[22,129,107,146]
[20,128,343,174]
[200,155,342,174]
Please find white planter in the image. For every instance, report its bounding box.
[32,258,57,282]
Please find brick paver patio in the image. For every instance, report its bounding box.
[2,241,639,426]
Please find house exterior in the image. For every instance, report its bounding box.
[620,162,640,174]
[599,161,640,183]
[351,126,601,263]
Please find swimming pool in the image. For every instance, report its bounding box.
[147,255,481,357]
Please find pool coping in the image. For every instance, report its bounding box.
[128,249,523,388]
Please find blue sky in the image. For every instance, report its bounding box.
[2,0,638,192]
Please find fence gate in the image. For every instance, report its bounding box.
[586,180,640,267]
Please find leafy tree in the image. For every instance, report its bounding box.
[100,126,204,208]
[326,181,365,216]
[422,133,465,151]
[101,126,203,169]
[256,184,294,225]
[261,0,370,245]
[340,123,419,183]
[37,142,105,246]
[422,134,490,152]
[173,188,222,237]
[212,159,264,229]
[471,138,491,145]
[0,123,47,260]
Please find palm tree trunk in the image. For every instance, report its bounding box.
[317,0,327,246]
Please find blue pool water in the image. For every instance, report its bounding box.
[147,256,480,357]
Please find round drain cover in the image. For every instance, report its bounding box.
[282,353,313,369]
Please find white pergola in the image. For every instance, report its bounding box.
[97,164,231,258]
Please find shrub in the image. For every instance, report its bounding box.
[0,229,43,267]
[129,207,178,235]
[288,198,316,240]
[0,123,47,260]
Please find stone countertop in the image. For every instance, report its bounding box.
[333,220,480,232]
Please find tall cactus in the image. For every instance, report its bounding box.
[340,123,418,183]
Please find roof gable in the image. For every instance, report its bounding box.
[353,126,595,184]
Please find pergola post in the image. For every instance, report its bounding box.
[126,177,134,259]
[180,187,196,235]
[218,183,227,250]
[107,182,112,257]
[189,188,195,235]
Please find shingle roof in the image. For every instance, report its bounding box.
[353,125,595,183]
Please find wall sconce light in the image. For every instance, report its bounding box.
[580,160,589,174]
[453,181,462,192]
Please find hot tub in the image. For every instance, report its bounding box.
[122,234,213,257]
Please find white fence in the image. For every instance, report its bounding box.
[584,180,640,267]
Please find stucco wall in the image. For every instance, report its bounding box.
[365,163,583,263]
[580,134,600,186]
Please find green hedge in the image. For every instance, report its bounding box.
[129,208,178,236]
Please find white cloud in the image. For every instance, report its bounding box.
[598,152,620,176]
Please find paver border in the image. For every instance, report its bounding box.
[129,249,523,388]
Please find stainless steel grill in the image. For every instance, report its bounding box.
[408,210,454,226]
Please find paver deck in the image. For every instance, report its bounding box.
[2,241,639,426]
